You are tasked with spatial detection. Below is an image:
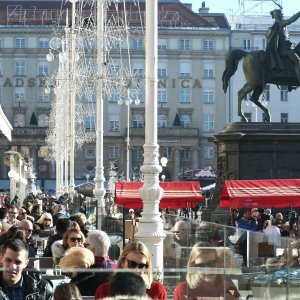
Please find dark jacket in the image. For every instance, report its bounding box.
[43,232,64,257]
[71,271,108,296]
[0,268,53,300]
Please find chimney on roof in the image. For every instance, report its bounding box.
[198,1,210,14]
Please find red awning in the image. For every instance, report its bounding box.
[220,179,300,208]
[115,181,203,209]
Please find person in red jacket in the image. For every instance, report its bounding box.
[95,241,167,300]
[174,243,240,300]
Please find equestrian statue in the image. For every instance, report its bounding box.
[222,3,300,122]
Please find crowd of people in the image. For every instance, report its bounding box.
[0,190,299,299]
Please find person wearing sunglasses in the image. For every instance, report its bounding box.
[95,241,167,300]
[174,242,240,300]
[63,228,85,250]
[7,206,20,226]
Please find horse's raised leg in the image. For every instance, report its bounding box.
[251,85,271,122]
[238,83,253,122]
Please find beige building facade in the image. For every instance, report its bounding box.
[0,1,230,191]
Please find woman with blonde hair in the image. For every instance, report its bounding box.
[60,247,101,296]
[95,241,167,300]
[174,242,240,300]
[63,227,85,249]
[36,212,53,230]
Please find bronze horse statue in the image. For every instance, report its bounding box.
[222,43,300,122]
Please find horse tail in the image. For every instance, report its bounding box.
[222,49,248,93]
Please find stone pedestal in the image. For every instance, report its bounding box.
[208,122,300,223]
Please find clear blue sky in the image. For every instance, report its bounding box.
[185,0,296,16]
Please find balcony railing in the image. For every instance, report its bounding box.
[12,127,47,137]
[128,127,199,137]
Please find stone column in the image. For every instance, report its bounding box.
[49,160,56,179]
[30,147,38,177]
[192,148,199,169]
[173,148,180,180]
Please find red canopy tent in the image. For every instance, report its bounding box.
[220,179,300,208]
[115,181,204,208]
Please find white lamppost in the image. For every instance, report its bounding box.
[68,0,77,198]
[94,0,106,229]
[118,90,140,181]
[137,0,165,272]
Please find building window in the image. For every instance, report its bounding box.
[39,38,49,49]
[243,39,251,50]
[203,114,214,132]
[203,89,214,103]
[158,115,167,128]
[158,39,167,50]
[87,61,95,76]
[132,114,144,128]
[264,85,270,101]
[162,146,172,159]
[109,146,119,159]
[179,62,191,77]
[15,61,25,75]
[280,86,288,101]
[132,62,144,76]
[38,114,49,127]
[85,146,96,158]
[180,87,191,103]
[180,147,191,160]
[109,40,119,49]
[180,39,190,50]
[203,63,214,78]
[85,116,96,132]
[244,112,252,122]
[14,88,25,102]
[281,113,288,123]
[204,147,214,159]
[108,64,120,76]
[133,38,144,49]
[109,115,120,132]
[38,88,49,102]
[110,90,120,103]
[203,40,214,51]
[157,63,167,78]
[85,94,96,103]
[180,115,191,128]
[16,37,25,48]
[38,62,48,75]
[132,146,143,159]
[158,89,167,103]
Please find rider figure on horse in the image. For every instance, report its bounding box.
[265,8,300,84]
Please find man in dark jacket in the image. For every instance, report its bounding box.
[43,218,72,257]
[0,239,53,299]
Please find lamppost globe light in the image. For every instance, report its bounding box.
[8,170,15,178]
[134,99,140,105]
[46,52,54,62]
[125,99,132,106]
[160,156,168,167]
[161,174,166,181]
[45,87,51,95]
[117,99,123,106]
